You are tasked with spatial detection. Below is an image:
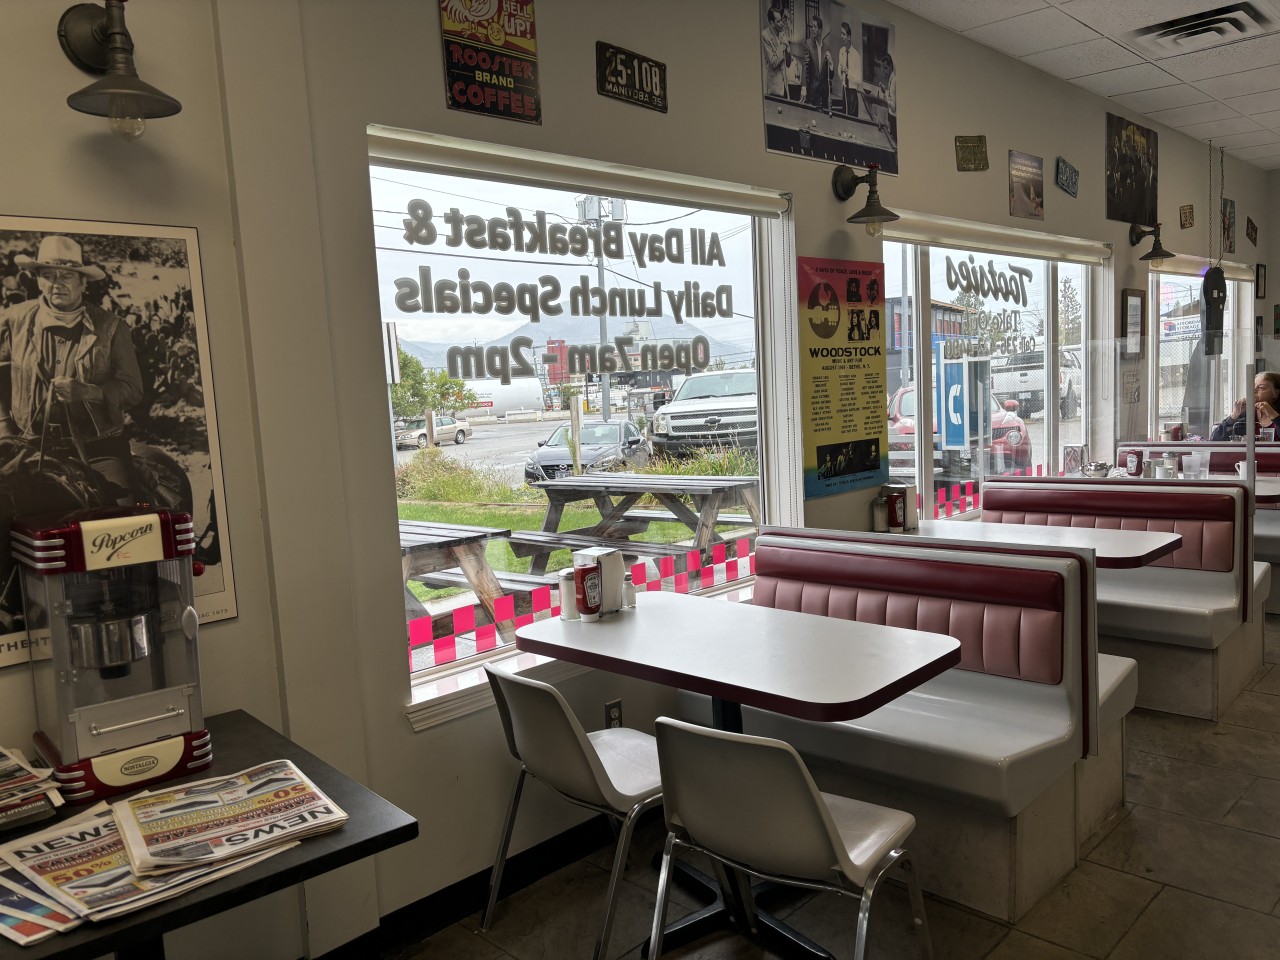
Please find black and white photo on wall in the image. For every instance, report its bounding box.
[1105,113,1157,227]
[0,215,235,665]
[1009,151,1043,220]
[1247,216,1258,246]
[1258,263,1267,300]
[760,0,898,172]
[1223,198,1237,255]
[1180,204,1194,229]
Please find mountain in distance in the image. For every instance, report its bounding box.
[399,315,756,371]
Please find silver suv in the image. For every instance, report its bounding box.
[650,369,758,455]
[990,346,1082,419]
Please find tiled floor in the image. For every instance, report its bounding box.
[397,621,1280,959]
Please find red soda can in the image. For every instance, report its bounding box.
[887,490,905,532]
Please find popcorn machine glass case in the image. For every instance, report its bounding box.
[13,507,210,802]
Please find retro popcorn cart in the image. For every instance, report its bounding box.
[12,506,211,802]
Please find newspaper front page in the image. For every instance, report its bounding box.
[112,759,347,875]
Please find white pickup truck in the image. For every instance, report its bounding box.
[649,369,758,456]
[990,345,1082,418]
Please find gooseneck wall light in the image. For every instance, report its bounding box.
[1129,222,1173,269]
[59,0,181,141]
[831,163,900,238]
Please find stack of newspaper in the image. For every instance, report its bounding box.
[0,759,347,943]
[0,747,62,836]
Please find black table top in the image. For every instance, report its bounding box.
[0,710,418,960]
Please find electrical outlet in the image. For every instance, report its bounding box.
[605,698,622,729]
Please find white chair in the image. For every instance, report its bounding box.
[482,663,663,960]
[650,717,932,960]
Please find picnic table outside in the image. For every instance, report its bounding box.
[399,520,514,640]
[515,473,761,575]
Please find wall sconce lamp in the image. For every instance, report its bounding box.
[831,163,900,237]
[59,1,181,141]
[1129,222,1173,269]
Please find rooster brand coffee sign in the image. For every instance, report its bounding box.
[439,0,541,124]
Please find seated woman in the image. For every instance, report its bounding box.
[1209,371,1280,440]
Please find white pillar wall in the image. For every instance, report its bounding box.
[0,1,1277,956]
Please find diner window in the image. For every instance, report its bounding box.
[885,238,1097,515]
[366,133,796,682]
[1149,268,1250,440]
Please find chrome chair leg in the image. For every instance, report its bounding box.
[731,867,759,935]
[900,852,934,960]
[481,767,526,931]
[853,848,900,960]
[648,832,678,959]
[594,797,654,960]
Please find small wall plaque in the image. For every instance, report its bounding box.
[1054,157,1079,197]
[1179,204,1194,229]
[955,136,988,171]
[1247,216,1258,246]
[596,42,668,113]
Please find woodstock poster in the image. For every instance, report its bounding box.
[797,256,888,498]
[0,215,234,667]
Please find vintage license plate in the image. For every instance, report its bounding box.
[596,42,668,113]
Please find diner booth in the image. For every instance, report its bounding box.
[1,2,1280,959]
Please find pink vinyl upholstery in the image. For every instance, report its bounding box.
[753,542,1065,685]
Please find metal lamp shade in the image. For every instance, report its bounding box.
[846,194,901,226]
[67,73,181,118]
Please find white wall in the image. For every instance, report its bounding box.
[0,0,1277,955]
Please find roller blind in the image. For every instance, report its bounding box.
[368,126,790,218]
[884,210,1111,265]
[1153,254,1254,282]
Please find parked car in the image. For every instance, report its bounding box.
[887,383,1030,481]
[990,345,1082,419]
[394,415,472,448]
[649,369,758,456]
[524,420,650,483]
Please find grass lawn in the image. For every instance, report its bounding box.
[398,500,696,603]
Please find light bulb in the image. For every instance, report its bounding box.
[1149,257,1166,269]
[865,220,884,238]
[108,96,146,141]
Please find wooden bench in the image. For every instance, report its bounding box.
[506,530,694,575]
[981,479,1269,719]
[677,531,1123,921]
[619,508,753,527]
[410,567,559,593]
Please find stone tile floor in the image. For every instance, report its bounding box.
[397,620,1280,959]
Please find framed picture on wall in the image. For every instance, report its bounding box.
[0,215,236,669]
[1258,263,1267,299]
[1119,288,1146,360]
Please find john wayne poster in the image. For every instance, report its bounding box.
[798,257,888,498]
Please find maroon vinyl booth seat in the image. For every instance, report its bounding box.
[675,532,1111,921]
[979,480,1267,720]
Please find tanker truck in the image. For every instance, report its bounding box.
[460,377,546,418]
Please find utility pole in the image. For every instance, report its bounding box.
[578,196,625,421]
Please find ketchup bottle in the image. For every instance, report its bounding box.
[573,554,602,622]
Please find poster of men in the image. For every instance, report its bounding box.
[0,216,234,667]
[1105,113,1158,227]
[1223,198,1237,255]
[1009,151,1044,220]
[797,256,888,499]
[760,0,898,173]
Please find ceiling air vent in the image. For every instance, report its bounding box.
[1125,2,1280,58]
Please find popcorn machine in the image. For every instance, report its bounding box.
[12,506,211,802]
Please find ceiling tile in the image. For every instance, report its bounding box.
[1229,142,1280,159]
[1204,128,1280,148]
[1194,63,1280,99]
[1177,116,1263,138]
[1022,37,1143,79]
[964,8,1099,57]
[1112,84,1212,113]
[1147,100,1240,126]
[1252,155,1280,168]
[1226,87,1280,114]
[1158,33,1280,81]
[1073,63,1179,96]
[886,0,1049,33]
[1054,0,1250,37]
[1250,108,1280,127]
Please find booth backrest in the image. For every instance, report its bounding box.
[754,536,1065,684]
[980,484,1238,572]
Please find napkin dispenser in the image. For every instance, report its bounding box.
[575,546,626,614]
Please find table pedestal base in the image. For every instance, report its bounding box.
[647,859,834,960]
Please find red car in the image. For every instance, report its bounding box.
[887,384,1030,480]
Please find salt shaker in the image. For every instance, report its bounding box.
[558,567,579,620]
[622,573,636,607]
[871,494,889,532]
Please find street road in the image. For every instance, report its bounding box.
[393,413,574,485]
